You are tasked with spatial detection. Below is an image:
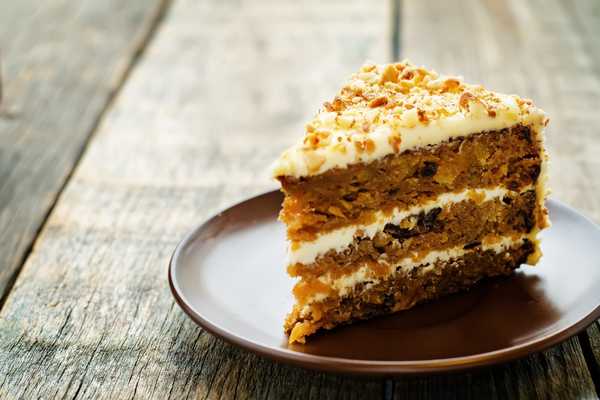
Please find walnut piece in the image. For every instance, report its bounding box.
[369,96,388,108]
[458,92,476,111]
[380,64,399,84]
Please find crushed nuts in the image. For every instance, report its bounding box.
[368,96,388,108]
[380,64,399,84]
[417,109,429,124]
[323,97,345,112]
[458,92,477,111]
[286,60,544,177]
[442,78,461,92]
[388,132,402,153]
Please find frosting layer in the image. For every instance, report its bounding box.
[303,235,530,305]
[289,186,531,265]
[272,61,548,178]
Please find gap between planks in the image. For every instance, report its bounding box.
[0,0,174,313]
[578,331,600,396]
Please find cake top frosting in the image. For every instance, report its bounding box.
[272,60,548,178]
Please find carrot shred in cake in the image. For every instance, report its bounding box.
[272,61,550,344]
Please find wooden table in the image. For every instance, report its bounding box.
[1,0,599,398]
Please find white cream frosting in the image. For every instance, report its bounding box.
[273,102,544,178]
[302,235,529,305]
[289,186,531,265]
[272,61,548,178]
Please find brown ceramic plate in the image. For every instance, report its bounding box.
[169,191,600,375]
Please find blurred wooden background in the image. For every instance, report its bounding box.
[0,0,599,398]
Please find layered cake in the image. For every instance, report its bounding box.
[272,61,550,344]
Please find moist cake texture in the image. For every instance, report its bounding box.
[272,61,549,344]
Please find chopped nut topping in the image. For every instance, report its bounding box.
[459,92,477,111]
[401,70,414,80]
[442,78,462,92]
[354,140,365,154]
[282,60,544,177]
[368,96,388,108]
[323,97,345,112]
[388,132,402,153]
[303,134,319,148]
[380,64,399,84]
[417,109,429,124]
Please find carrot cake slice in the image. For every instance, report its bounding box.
[272,61,550,344]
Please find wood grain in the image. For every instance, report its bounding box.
[0,0,167,300]
[397,0,600,397]
[585,322,600,393]
[0,0,390,398]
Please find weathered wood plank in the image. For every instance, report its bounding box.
[395,0,600,398]
[394,340,596,399]
[566,0,600,390]
[585,322,600,393]
[0,0,390,398]
[0,0,167,300]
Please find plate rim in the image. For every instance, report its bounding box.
[168,192,600,375]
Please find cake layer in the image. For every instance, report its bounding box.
[286,239,534,343]
[289,189,537,282]
[293,234,532,306]
[289,185,535,265]
[279,125,542,241]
